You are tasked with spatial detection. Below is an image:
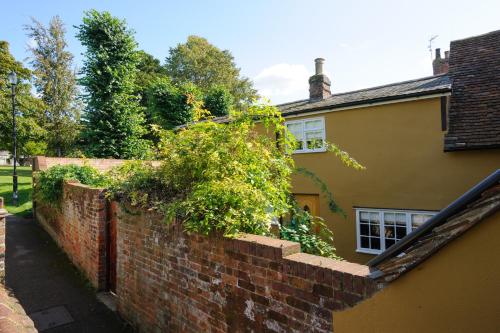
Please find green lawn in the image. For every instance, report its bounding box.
[0,166,33,216]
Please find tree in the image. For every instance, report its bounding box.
[165,36,257,105]
[0,41,47,158]
[76,10,150,159]
[147,77,201,129]
[25,16,81,157]
[204,86,233,117]
[135,50,168,107]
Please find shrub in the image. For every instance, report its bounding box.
[35,164,110,206]
[203,86,233,117]
[280,205,342,259]
[110,104,294,236]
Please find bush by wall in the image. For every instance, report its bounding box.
[35,164,110,207]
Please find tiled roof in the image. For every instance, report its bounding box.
[369,170,500,283]
[444,30,500,151]
[277,75,451,116]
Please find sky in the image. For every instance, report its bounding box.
[1,0,499,104]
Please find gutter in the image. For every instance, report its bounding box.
[367,169,500,267]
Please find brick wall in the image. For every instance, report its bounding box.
[32,156,160,172]
[114,204,380,333]
[34,181,108,290]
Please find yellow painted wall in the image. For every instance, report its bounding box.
[284,97,500,263]
[333,211,500,333]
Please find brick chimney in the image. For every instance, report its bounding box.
[309,58,331,100]
[432,48,449,75]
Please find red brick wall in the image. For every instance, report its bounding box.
[34,181,108,290]
[32,156,160,172]
[114,204,380,333]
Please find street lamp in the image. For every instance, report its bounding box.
[8,71,18,206]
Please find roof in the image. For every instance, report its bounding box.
[277,74,451,116]
[368,169,500,282]
[444,30,500,151]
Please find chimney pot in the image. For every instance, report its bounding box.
[435,48,441,59]
[314,58,325,75]
[309,58,331,100]
[432,48,449,75]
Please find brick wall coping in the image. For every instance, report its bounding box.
[33,156,160,172]
[284,252,371,277]
[234,234,371,277]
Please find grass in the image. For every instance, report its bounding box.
[0,166,33,216]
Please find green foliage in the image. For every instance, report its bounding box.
[135,50,168,107]
[147,77,201,129]
[110,103,294,236]
[76,10,150,159]
[280,206,341,259]
[165,35,257,105]
[25,16,81,157]
[0,41,47,155]
[204,86,233,117]
[36,164,110,206]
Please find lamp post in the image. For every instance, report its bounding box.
[8,71,18,206]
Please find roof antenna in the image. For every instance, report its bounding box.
[428,35,438,61]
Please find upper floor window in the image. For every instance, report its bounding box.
[285,117,326,153]
[355,208,437,255]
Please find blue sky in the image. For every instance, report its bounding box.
[1,0,499,103]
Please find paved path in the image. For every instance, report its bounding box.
[4,215,134,333]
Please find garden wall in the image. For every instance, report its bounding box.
[34,181,108,290]
[33,156,128,172]
[114,203,380,333]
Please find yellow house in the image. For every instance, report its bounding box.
[277,30,500,263]
[333,170,500,333]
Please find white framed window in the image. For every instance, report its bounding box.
[285,117,326,153]
[355,208,437,254]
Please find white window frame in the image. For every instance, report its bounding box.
[285,117,326,154]
[355,208,438,255]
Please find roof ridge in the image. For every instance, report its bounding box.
[451,29,500,44]
[276,74,449,108]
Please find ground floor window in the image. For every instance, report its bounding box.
[355,208,437,254]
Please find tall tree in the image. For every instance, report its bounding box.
[0,41,47,159]
[25,16,81,156]
[76,10,150,159]
[165,35,257,105]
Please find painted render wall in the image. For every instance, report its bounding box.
[332,210,500,333]
[280,97,500,263]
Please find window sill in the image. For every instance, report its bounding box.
[356,248,382,255]
[292,148,327,155]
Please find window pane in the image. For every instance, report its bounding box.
[396,226,407,239]
[396,213,406,224]
[411,214,433,230]
[360,212,370,221]
[304,120,323,130]
[384,213,395,225]
[370,224,380,237]
[385,239,396,249]
[384,225,395,238]
[305,130,324,150]
[360,223,369,236]
[361,236,369,249]
[370,212,380,223]
[371,237,381,250]
[287,123,303,139]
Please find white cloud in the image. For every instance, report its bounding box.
[253,63,311,104]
